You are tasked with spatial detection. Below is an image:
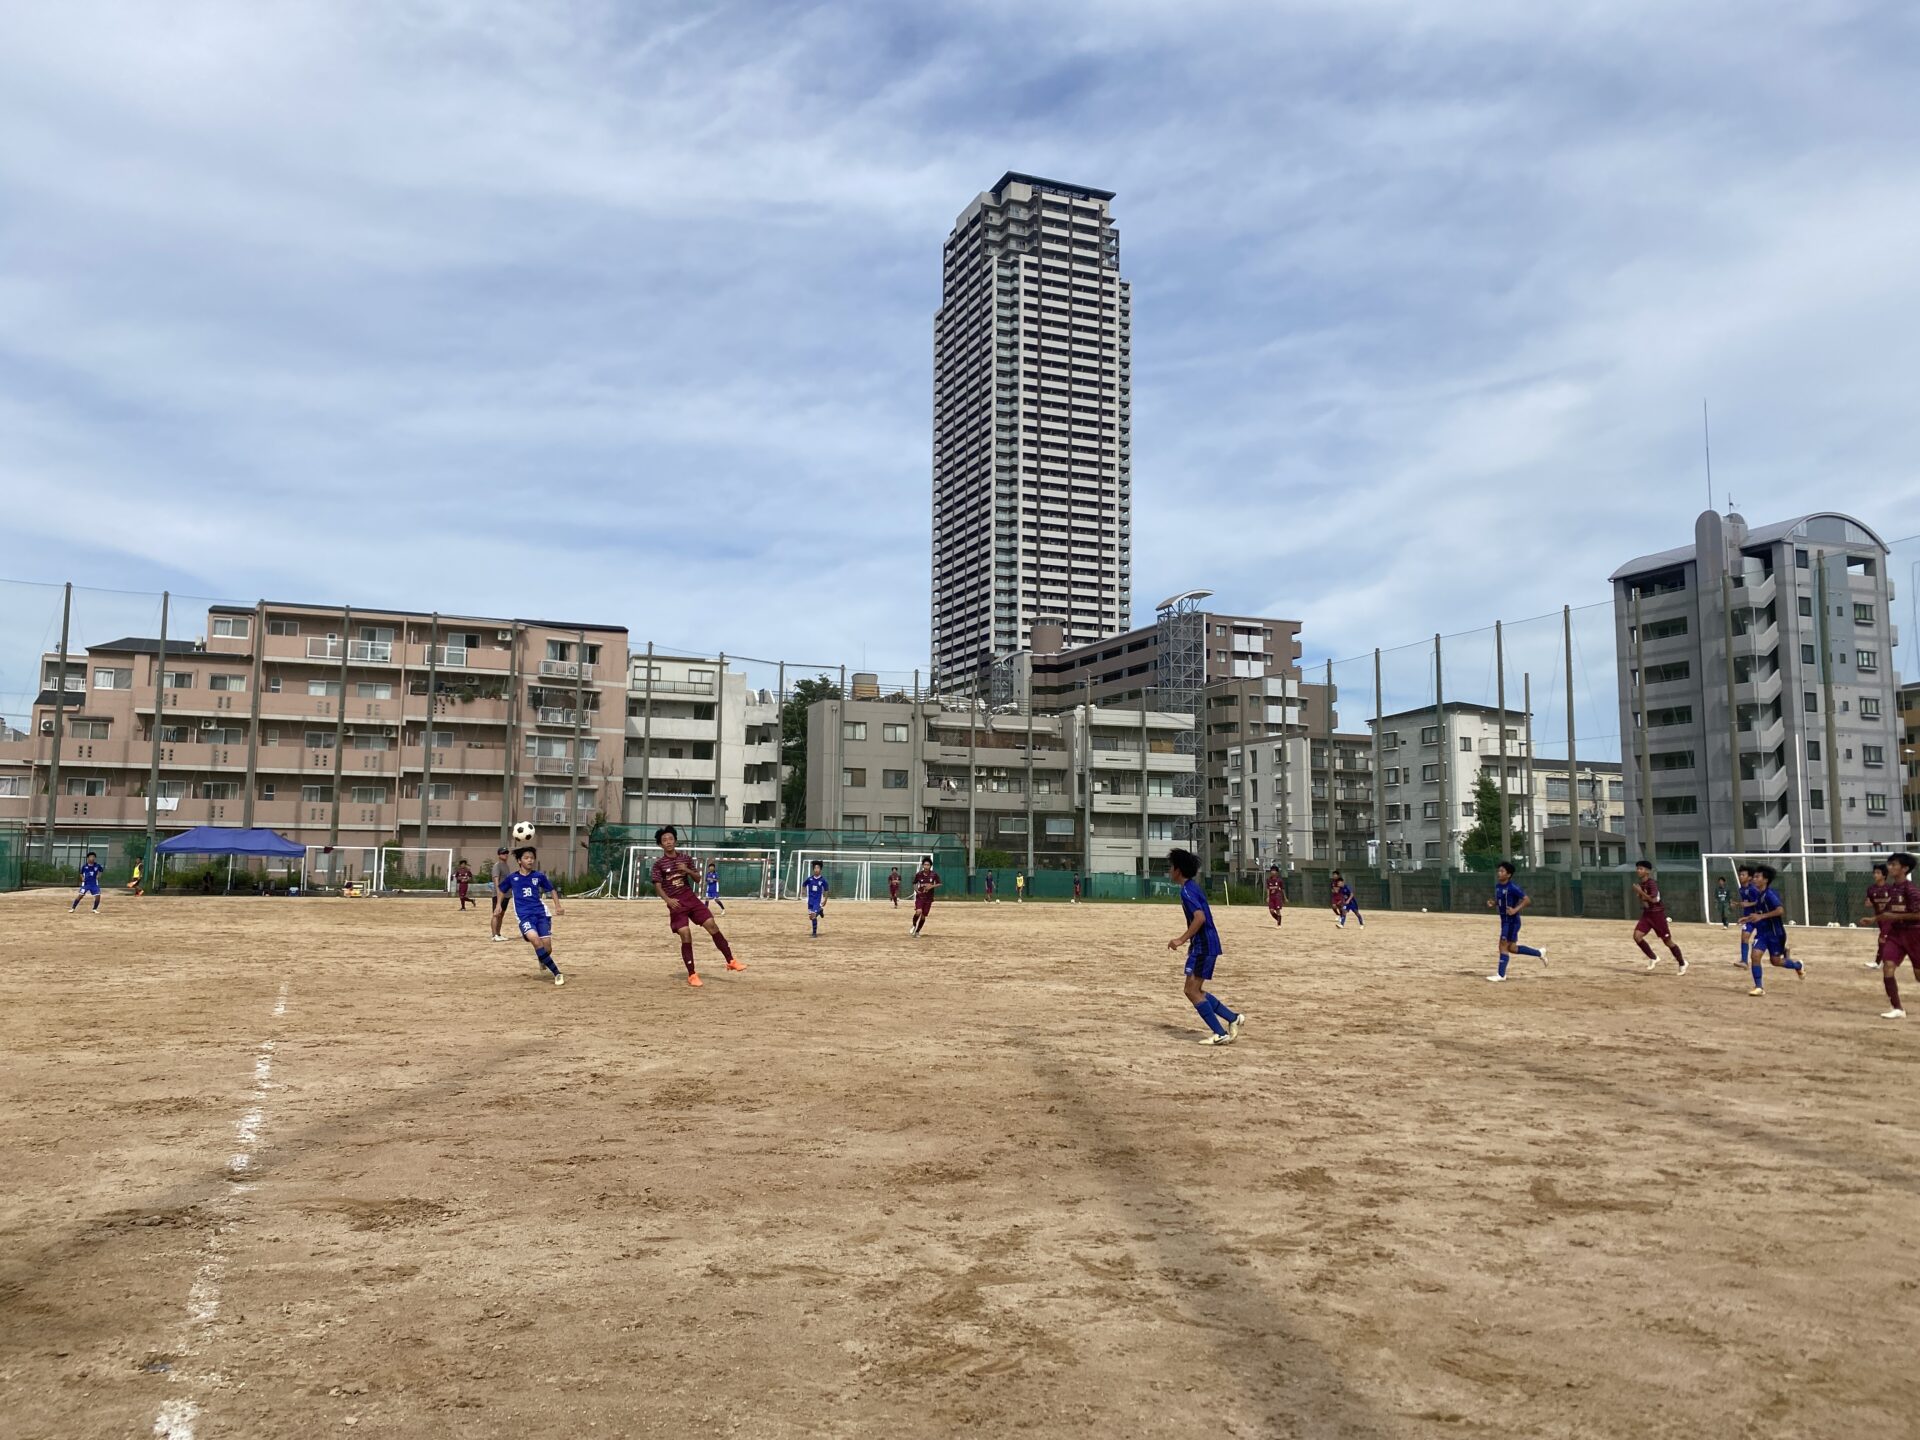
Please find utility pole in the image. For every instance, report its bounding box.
[567,629,586,874]
[1433,634,1446,871]
[241,599,264,829]
[639,641,655,829]
[1564,606,1581,882]
[966,669,979,886]
[326,606,352,890]
[776,659,789,831]
[1495,621,1510,860]
[419,613,440,877]
[837,664,848,833]
[1324,658,1336,867]
[1372,649,1384,872]
[1137,684,1149,882]
[1029,677,1040,881]
[1082,676,1094,884]
[42,582,72,866]
[145,591,170,874]
[1523,673,1536,866]
[502,622,522,850]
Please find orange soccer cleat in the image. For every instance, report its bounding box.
[687,972,704,988]
[725,960,746,972]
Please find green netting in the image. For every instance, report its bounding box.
[0,828,24,892]
[20,830,152,888]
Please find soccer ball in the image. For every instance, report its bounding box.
[511,821,536,844]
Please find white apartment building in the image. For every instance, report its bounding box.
[623,654,780,830]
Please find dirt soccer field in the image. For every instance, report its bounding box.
[0,891,1913,1440]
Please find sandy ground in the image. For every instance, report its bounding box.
[0,890,1914,1440]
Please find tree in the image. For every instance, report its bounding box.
[779,675,842,829]
[1461,772,1529,872]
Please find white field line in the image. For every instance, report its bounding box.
[152,979,290,1440]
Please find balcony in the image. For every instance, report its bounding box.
[538,659,596,681]
[305,638,395,664]
[629,676,715,697]
[536,707,582,728]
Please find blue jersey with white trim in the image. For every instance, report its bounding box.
[505,869,554,923]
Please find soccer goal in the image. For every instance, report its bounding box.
[377,847,455,893]
[302,844,378,893]
[1700,846,1886,928]
[624,845,783,901]
[789,849,934,903]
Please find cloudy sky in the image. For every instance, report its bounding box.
[5,0,1918,702]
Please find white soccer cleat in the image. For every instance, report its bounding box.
[1486,974,1505,983]
[1864,959,1884,969]
[1200,1032,1231,1046]
[1227,1014,1247,1042]
[1676,960,1688,976]
[553,972,565,986]
[1646,956,1659,971]
[1882,1008,1905,1020]
[1536,947,1548,967]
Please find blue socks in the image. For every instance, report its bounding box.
[536,947,557,975]
[1751,961,1763,988]
[1194,994,1238,1035]
[1497,954,1510,978]
[1516,945,1541,958]
[1785,957,1803,973]
[810,913,819,935]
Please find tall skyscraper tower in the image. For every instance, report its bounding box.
[932,172,1132,683]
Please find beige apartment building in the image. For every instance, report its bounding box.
[0,601,627,873]
[805,692,1195,876]
[623,652,781,830]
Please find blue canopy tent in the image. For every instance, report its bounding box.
[153,826,306,891]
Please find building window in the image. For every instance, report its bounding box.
[355,682,393,700]
[309,680,341,697]
[1647,706,1693,727]
[64,777,107,796]
[842,814,867,830]
[1867,793,1888,815]
[1045,817,1075,836]
[1864,745,1885,767]
[1857,650,1878,672]
[1805,692,1819,713]
[882,723,909,743]
[69,719,110,739]
[1423,842,1441,859]
[842,721,867,742]
[261,784,276,802]
[1795,549,1809,569]
[304,730,336,749]
[1798,596,1813,617]
[350,785,386,804]
[1650,751,1695,770]
[1801,644,1816,665]
[1420,725,1440,744]
[1810,789,1823,811]
[1422,802,1440,819]
[212,616,251,638]
[1462,801,1476,816]
[1642,616,1689,641]
[843,768,866,788]
[209,674,245,692]
[882,815,909,832]
[882,769,909,790]
[161,670,195,689]
[997,816,1028,834]
[1421,764,1440,782]
[267,618,299,636]
[198,782,239,800]
[93,668,132,690]
[425,783,453,801]
[1652,795,1698,815]
[302,784,333,802]
[1459,737,1471,752]
[268,676,281,693]
[1855,603,1876,625]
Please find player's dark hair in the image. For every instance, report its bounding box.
[1267,864,1278,872]
[85,850,97,859]
[1496,860,1513,877]
[1166,848,1200,880]
[811,860,823,871]
[1890,852,1917,874]
[1330,870,1343,880]
[513,846,536,860]
[654,826,677,844]
[1755,864,1777,883]
[1873,863,1888,879]
[1635,859,1652,871]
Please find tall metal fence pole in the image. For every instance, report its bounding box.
[1138,686,1149,880]
[1523,673,1535,866]
[1324,658,1336,866]
[145,591,170,874]
[1028,684,1038,880]
[42,582,72,865]
[1372,649,1384,871]
[1633,590,1655,859]
[1564,606,1582,885]
[327,605,352,890]
[420,613,440,875]
[837,664,848,834]
[242,600,264,829]
[503,622,523,849]
[712,650,728,836]
[1432,633,1446,871]
[639,641,655,829]
[1082,677,1094,882]
[1496,621,1510,859]
[776,659,789,829]
[566,628,586,875]
[966,671,978,886]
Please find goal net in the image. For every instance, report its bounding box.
[789,849,935,903]
[302,844,378,892]
[624,845,782,901]
[377,847,456,893]
[1700,847,1887,928]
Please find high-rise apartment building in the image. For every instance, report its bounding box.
[932,172,1131,681]
[1610,509,1901,858]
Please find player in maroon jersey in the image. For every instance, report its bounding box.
[1265,865,1287,926]
[1632,860,1686,973]
[1861,863,1896,971]
[649,826,744,988]
[1868,852,1919,1020]
[887,866,901,908]
[909,857,941,936]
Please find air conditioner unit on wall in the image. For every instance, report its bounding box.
[497,631,513,643]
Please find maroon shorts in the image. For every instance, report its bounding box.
[914,895,934,915]
[1268,903,1284,918]
[1634,908,1672,942]
[669,898,714,932]
[1890,927,1920,970]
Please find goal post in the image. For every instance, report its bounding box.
[624,845,783,901]
[789,849,940,903]
[302,844,378,893]
[1700,845,1885,928]
[377,847,455,893]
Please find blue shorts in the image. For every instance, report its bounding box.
[517,911,552,940]
[1500,915,1522,945]
[1184,946,1219,982]
[808,903,824,916]
[1751,930,1785,958]
[80,881,101,895]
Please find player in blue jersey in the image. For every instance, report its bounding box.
[70,851,104,913]
[1736,865,1761,969]
[803,860,829,937]
[1745,864,1802,995]
[1330,871,1363,927]
[504,846,565,986]
[1166,849,1245,1046]
[704,862,726,913]
[1484,860,1547,982]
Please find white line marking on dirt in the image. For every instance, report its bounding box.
[152,978,291,1439]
